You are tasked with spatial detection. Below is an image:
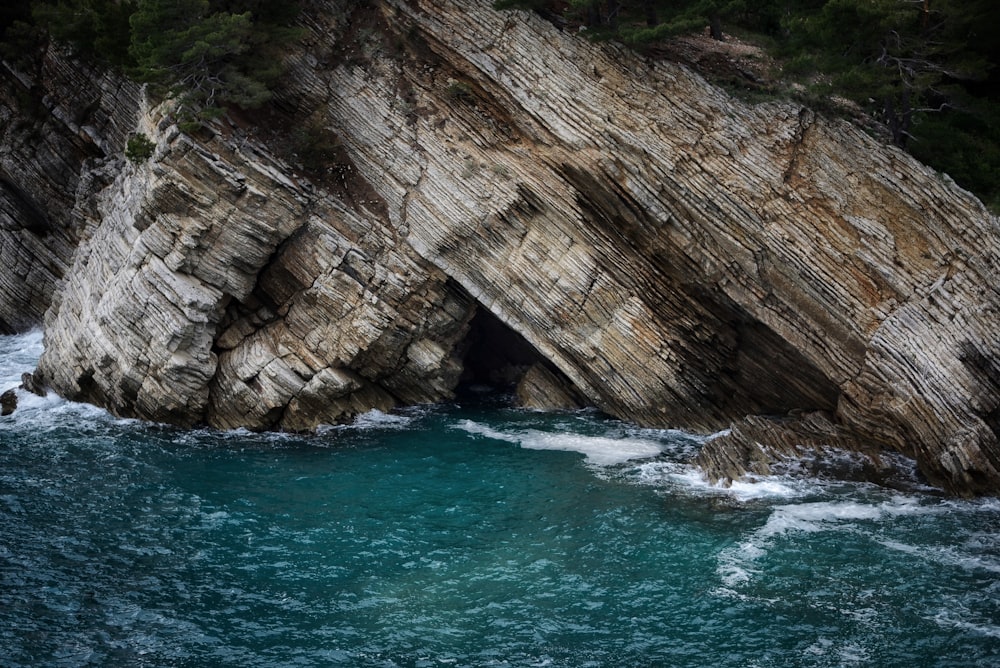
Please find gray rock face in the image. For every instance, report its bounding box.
[0,47,139,332]
[36,119,475,429]
[1,388,15,416]
[7,0,1000,494]
[694,411,912,488]
[275,0,1000,493]
[516,364,584,412]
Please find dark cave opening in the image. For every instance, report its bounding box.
[457,307,544,396]
[454,305,587,411]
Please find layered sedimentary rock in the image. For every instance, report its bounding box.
[9,0,1000,494]
[275,0,1000,493]
[0,47,139,332]
[693,411,918,489]
[36,116,476,429]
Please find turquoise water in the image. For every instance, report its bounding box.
[2,332,999,667]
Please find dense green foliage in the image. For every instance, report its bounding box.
[498,0,1000,210]
[3,0,301,117]
[0,1,42,65]
[132,0,259,112]
[124,131,156,163]
[32,0,136,67]
[4,0,998,207]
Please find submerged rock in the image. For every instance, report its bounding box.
[696,411,924,491]
[2,0,1000,494]
[20,372,46,398]
[1,389,16,416]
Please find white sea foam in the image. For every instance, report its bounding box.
[352,409,415,429]
[455,419,663,465]
[879,538,1000,574]
[932,599,1000,639]
[0,384,142,438]
[0,330,144,436]
[455,419,521,444]
[716,497,938,589]
[936,615,1000,639]
[312,409,416,436]
[940,617,1000,639]
[0,330,44,390]
[518,431,663,465]
[752,497,931,543]
[628,459,815,502]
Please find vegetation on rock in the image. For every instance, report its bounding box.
[3,0,301,119]
[124,132,155,164]
[129,0,301,116]
[5,0,997,207]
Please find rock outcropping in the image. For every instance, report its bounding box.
[0,47,138,332]
[36,115,477,429]
[5,0,1000,494]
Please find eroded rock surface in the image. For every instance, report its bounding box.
[694,411,920,490]
[8,0,1000,494]
[276,0,1000,493]
[0,47,139,332]
[1,388,15,416]
[516,363,584,412]
[36,116,475,429]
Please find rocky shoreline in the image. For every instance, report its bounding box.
[3,0,1000,495]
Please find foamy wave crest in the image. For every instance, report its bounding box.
[627,460,815,502]
[0,389,133,438]
[313,409,416,435]
[351,409,416,430]
[455,419,663,465]
[0,330,148,436]
[880,538,1000,575]
[716,497,935,589]
[0,330,44,390]
[932,607,1000,639]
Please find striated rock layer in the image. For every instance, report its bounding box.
[35,116,476,429]
[0,47,139,332]
[7,0,1000,494]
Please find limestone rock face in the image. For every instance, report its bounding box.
[274,0,1000,493]
[10,0,1000,494]
[0,48,139,332]
[207,196,475,431]
[516,364,584,412]
[36,116,474,429]
[694,412,916,489]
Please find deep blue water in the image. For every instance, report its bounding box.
[2,331,1000,667]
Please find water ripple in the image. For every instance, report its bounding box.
[1,331,998,666]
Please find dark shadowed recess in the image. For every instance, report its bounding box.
[0,177,50,236]
[457,306,546,394]
[561,162,842,422]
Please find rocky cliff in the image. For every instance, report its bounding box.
[0,46,139,333]
[5,0,1000,495]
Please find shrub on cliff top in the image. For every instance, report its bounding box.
[129,0,300,116]
[29,0,136,67]
[496,0,1000,211]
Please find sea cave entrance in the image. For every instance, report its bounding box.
[456,306,584,410]
[458,307,541,393]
